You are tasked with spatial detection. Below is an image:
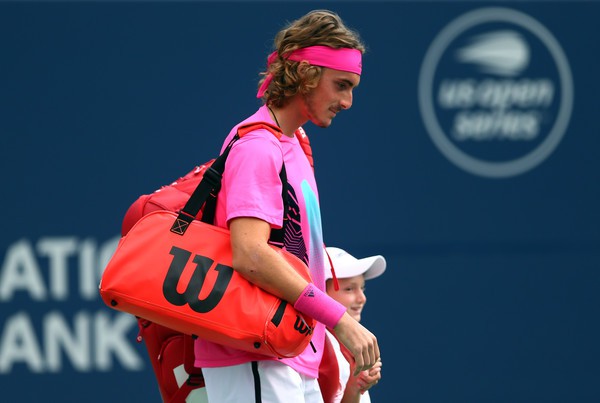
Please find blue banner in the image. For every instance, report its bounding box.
[1,2,599,402]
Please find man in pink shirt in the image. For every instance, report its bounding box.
[195,10,380,402]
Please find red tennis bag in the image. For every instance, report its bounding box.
[100,208,315,354]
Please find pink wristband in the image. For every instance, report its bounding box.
[293,283,347,329]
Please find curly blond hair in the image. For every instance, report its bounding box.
[258,10,366,108]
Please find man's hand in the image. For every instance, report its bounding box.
[334,313,380,376]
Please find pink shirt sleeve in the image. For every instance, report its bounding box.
[219,129,285,228]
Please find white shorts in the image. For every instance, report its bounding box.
[201,360,323,403]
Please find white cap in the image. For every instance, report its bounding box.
[324,247,386,281]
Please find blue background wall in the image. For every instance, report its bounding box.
[1,1,599,402]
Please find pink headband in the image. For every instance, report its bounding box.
[256,45,363,98]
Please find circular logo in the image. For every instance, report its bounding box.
[418,7,574,178]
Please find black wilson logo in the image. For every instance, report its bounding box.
[294,315,311,335]
[162,246,233,313]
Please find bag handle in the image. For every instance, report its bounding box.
[169,136,235,236]
[170,122,285,239]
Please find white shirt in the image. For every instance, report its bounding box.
[326,331,371,403]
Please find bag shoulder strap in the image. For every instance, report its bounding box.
[295,127,314,169]
[238,121,282,139]
[240,121,313,169]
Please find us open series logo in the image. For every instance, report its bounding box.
[418,8,574,178]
